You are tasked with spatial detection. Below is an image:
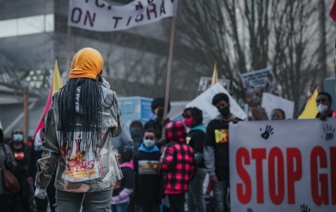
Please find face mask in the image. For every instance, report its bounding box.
[317,104,328,113]
[218,107,230,117]
[13,134,23,142]
[183,118,193,127]
[143,139,155,148]
[157,108,164,117]
[130,128,141,137]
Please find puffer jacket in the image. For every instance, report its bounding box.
[35,85,123,193]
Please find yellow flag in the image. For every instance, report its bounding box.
[211,61,218,86]
[298,89,318,119]
[52,60,64,95]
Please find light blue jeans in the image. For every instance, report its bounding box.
[186,168,207,212]
[212,180,229,212]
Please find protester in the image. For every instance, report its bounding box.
[112,128,134,151]
[0,128,17,212]
[182,107,207,212]
[315,91,334,120]
[143,97,170,145]
[34,47,123,211]
[133,129,162,212]
[204,93,240,212]
[129,120,143,155]
[160,121,196,212]
[271,108,286,120]
[9,128,31,212]
[111,147,135,212]
[27,127,56,212]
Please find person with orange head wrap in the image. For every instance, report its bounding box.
[35,47,124,212]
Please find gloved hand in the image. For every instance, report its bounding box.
[35,187,47,199]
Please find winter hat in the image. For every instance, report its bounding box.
[69,48,104,79]
[151,97,171,113]
[165,121,186,143]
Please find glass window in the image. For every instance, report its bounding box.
[0,14,54,38]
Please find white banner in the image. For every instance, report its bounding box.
[68,0,178,31]
[186,83,247,125]
[261,93,294,120]
[230,119,336,212]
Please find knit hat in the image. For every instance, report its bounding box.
[165,121,186,143]
[151,97,171,113]
[69,48,104,79]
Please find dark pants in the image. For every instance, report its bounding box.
[36,176,56,212]
[0,194,12,212]
[139,204,160,212]
[212,180,229,212]
[167,193,185,212]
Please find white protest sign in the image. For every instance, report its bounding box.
[261,93,294,119]
[186,83,247,125]
[230,119,336,212]
[68,0,178,32]
[197,76,230,96]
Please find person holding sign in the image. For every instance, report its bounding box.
[315,92,335,120]
[271,109,286,120]
[203,93,240,212]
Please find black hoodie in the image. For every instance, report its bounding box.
[130,120,143,155]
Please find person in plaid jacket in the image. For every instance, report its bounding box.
[160,121,196,212]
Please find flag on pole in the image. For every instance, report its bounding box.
[298,89,318,119]
[211,61,218,86]
[330,0,336,22]
[32,60,63,139]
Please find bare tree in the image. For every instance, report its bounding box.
[176,0,325,110]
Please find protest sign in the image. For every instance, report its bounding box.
[240,68,279,107]
[197,77,230,96]
[230,119,336,212]
[68,0,178,32]
[186,83,246,125]
[262,93,294,120]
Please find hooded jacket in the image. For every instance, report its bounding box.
[160,121,196,194]
[129,119,143,155]
[203,114,237,181]
[35,84,123,193]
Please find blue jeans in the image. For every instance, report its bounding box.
[186,168,207,212]
[111,202,128,212]
[212,180,229,212]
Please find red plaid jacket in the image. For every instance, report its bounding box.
[160,121,196,194]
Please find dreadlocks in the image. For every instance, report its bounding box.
[183,107,203,126]
[57,78,103,145]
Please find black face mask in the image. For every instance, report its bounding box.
[157,108,164,117]
[219,107,230,117]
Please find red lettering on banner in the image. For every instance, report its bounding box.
[146,3,157,20]
[251,149,266,203]
[84,11,96,27]
[286,148,302,204]
[268,147,285,205]
[71,8,82,23]
[331,147,336,204]
[310,146,329,205]
[236,148,252,204]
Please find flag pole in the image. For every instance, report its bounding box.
[65,26,72,80]
[161,16,177,141]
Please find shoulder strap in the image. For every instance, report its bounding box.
[1,143,9,168]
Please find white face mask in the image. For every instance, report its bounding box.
[317,104,328,113]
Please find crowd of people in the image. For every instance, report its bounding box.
[0,48,334,212]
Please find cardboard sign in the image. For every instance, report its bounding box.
[230,119,336,212]
[251,108,269,120]
[186,83,247,125]
[262,93,294,120]
[240,68,279,107]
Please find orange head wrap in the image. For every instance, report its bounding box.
[69,48,104,79]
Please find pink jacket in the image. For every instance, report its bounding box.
[111,160,134,204]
